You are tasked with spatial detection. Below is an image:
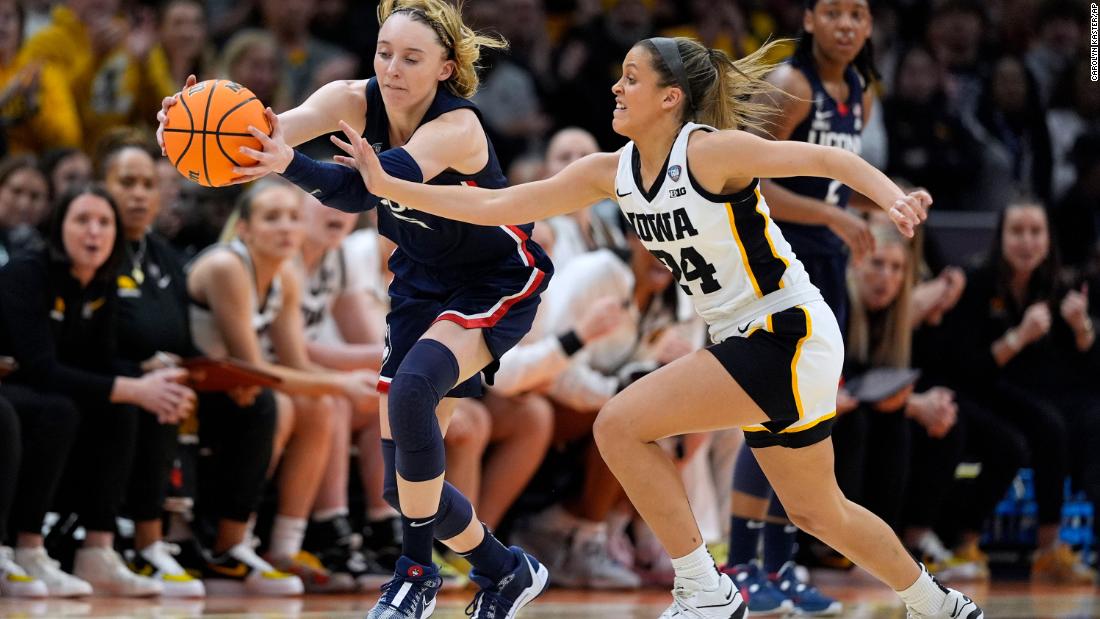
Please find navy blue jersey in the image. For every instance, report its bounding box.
[363,78,543,273]
[773,59,865,257]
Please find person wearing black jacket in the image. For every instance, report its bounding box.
[97,133,285,597]
[0,185,194,597]
[944,198,1100,583]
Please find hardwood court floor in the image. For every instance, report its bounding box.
[1,577,1097,618]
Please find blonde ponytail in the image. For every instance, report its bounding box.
[378,0,508,99]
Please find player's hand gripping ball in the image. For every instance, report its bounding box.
[162,79,270,187]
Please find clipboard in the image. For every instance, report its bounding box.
[181,357,281,392]
[845,367,921,404]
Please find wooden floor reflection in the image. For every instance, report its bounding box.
[0,579,1096,618]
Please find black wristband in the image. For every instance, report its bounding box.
[558,330,583,356]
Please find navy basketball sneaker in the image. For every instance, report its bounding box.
[465,546,549,619]
[366,556,442,619]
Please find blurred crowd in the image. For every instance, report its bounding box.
[0,0,1097,605]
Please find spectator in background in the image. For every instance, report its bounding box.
[308,0,378,81]
[925,0,987,117]
[552,0,655,149]
[1048,60,1100,202]
[0,0,80,155]
[0,185,194,597]
[510,218,689,591]
[967,55,1053,208]
[39,148,93,205]
[0,157,50,237]
[149,0,214,86]
[95,130,295,598]
[658,0,750,60]
[541,127,625,269]
[471,45,550,171]
[292,194,390,590]
[186,180,375,591]
[257,0,357,106]
[882,46,981,211]
[905,229,1026,583]
[21,0,175,152]
[1025,0,1087,108]
[219,29,291,113]
[1056,131,1100,273]
[945,198,1099,584]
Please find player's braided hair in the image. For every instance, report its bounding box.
[378,0,508,99]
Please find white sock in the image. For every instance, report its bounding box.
[670,544,720,590]
[367,506,399,522]
[268,516,308,559]
[897,564,947,615]
[312,507,348,522]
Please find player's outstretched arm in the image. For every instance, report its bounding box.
[332,121,616,226]
[694,130,931,238]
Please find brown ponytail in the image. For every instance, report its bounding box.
[642,37,789,132]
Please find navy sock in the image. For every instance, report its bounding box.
[401,513,437,567]
[728,517,764,566]
[762,522,798,574]
[459,525,517,583]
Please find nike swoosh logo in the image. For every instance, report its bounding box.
[310,189,323,196]
[208,562,249,578]
[698,581,736,608]
[737,324,750,334]
[410,518,436,528]
[615,189,632,197]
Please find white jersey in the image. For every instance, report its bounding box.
[614,122,821,343]
[189,239,283,361]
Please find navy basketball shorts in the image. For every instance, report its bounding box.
[705,300,843,449]
[798,252,849,335]
[378,254,551,399]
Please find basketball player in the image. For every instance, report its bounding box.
[330,36,984,619]
[725,1,876,612]
[159,2,553,617]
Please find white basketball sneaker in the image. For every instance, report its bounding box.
[132,541,205,598]
[906,582,984,618]
[73,546,162,597]
[658,572,746,619]
[0,546,47,598]
[13,546,92,598]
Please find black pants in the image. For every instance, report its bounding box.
[832,405,913,529]
[906,392,1026,533]
[52,395,146,532]
[0,384,80,540]
[126,410,181,523]
[1032,389,1100,542]
[195,390,277,524]
[980,383,1070,526]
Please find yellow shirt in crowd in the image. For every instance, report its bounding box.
[22,6,175,152]
[0,52,82,154]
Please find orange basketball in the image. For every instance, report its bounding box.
[163,79,271,187]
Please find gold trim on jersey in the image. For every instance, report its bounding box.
[724,190,790,299]
[790,305,813,421]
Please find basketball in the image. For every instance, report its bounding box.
[162,79,270,187]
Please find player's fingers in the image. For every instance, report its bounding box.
[330,135,356,156]
[333,155,358,169]
[185,74,197,88]
[246,125,274,145]
[264,107,279,136]
[237,145,267,160]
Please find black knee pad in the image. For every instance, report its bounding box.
[388,339,459,482]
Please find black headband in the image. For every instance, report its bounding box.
[392,7,454,56]
[647,37,693,112]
